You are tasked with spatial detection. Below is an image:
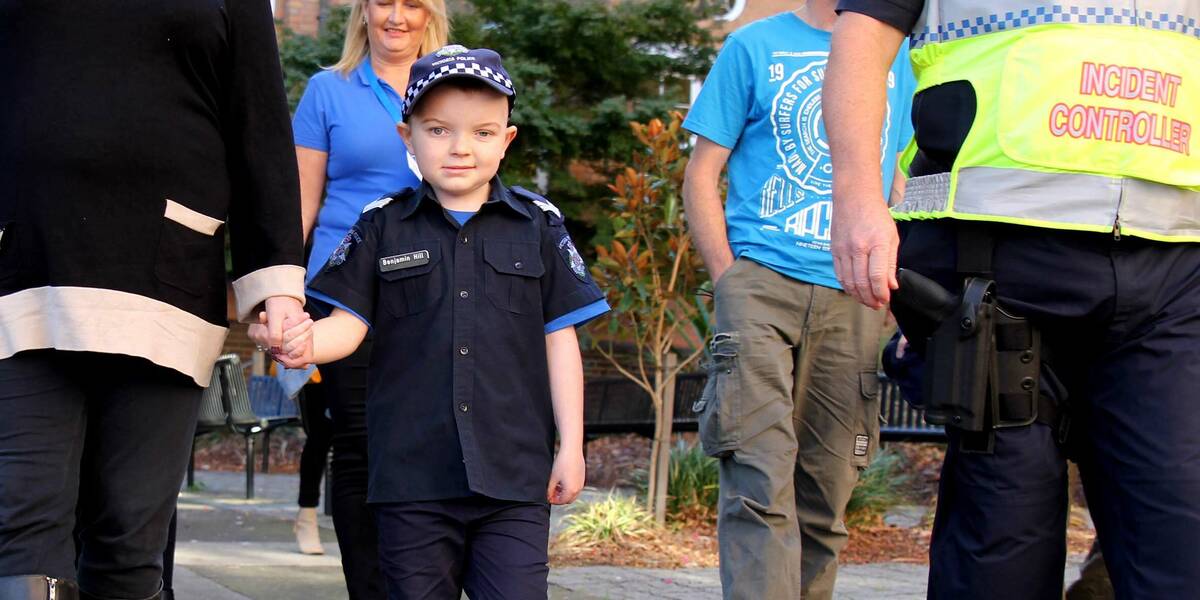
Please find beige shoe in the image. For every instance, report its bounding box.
[294,507,325,555]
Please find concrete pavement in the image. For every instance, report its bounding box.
[175,470,1083,599]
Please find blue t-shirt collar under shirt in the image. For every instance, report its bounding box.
[682,11,916,290]
[446,208,477,226]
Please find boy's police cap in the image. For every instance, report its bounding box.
[401,45,515,122]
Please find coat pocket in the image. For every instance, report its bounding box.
[154,200,225,297]
[0,221,22,286]
[694,332,741,458]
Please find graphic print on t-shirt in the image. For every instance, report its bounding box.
[760,51,893,253]
[682,11,914,289]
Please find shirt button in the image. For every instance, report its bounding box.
[514,261,523,270]
[459,402,470,413]
[459,346,469,356]
[459,290,469,299]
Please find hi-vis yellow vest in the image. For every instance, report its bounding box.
[894,1,1200,242]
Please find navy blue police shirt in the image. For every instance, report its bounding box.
[307,178,608,503]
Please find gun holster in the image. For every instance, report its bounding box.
[893,270,1047,454]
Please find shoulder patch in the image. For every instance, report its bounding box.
[557,234,589,282]
[511,186,562,221]
[327,227,363,268]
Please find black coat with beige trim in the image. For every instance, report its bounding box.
[0,0,305,385]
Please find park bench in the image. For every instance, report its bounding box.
[582,373,945,443]
[187,354,303,499]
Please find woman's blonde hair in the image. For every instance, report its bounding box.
[330,0,450,77]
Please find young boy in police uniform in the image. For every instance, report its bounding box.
[256,46,610,599]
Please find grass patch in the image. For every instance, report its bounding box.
[558,494,656,548]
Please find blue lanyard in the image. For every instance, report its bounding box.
[363,62,404,126]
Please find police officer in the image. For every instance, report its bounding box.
[824,2,1200,599]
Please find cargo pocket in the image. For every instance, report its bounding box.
[155,199,225,296]
[378,242,443,317]
[693,332,741,458]
[852,370,883,468]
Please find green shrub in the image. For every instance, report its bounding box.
[633,439,720,520]
[846,448,910,525]
[666,439,719,517]
[559,494,656,547]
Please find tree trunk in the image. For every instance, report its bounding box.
[651,352,678,525]
[647,375,662,514]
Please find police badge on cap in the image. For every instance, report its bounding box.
[400,46,516,122]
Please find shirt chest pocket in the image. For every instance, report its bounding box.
[483,239,544,315]
[377,242,444,317]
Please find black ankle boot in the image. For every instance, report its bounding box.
[0,576,79,600]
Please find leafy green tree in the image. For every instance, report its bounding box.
[278,6,351,111]
[452,0,717,223]
[590,113,710,524]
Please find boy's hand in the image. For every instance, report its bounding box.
[278,317,315,368]
[547,449,586,505]
[249,311,314,369]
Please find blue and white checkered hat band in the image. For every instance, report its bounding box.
[401,61,515,119]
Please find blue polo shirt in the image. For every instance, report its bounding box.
[293,61,421,283]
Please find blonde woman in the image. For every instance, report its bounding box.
[290,1,448,597]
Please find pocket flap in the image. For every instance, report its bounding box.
[164,199,224,236]
[860,370,881,399]
[483,239,544,277]
[378,242,441,281]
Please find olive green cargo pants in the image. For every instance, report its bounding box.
[696,259,886,600]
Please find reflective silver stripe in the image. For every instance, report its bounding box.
[1120,178,1200,239]
[895,167,1200,239]
[911,1,1200,48]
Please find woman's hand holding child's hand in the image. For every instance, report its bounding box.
[248,311,315,369]
[547,449,586,505]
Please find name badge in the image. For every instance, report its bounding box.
[379,250,430,272]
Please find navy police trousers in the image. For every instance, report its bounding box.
[896,220,1200,600]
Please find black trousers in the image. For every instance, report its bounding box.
[308,299,384,600]
[0,350,200,599]
[375,496,550,600]
[297,381,333,508]
[897,221,1200,600]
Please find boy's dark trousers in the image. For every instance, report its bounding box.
[375,496,550,600]
[0,350,200,600]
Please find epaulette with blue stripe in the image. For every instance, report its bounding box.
[360,187,418,214]
[510,185,564,225]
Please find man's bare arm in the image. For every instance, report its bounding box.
[682,136,736,283]
[826,11,908,308]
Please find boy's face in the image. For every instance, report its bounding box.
[399,85,517,205]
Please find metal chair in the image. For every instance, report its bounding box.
[247,374,302,474]
[214,354,266,499]
[187,365,230,488]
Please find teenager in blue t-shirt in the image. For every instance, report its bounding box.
[681,2,914,599]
